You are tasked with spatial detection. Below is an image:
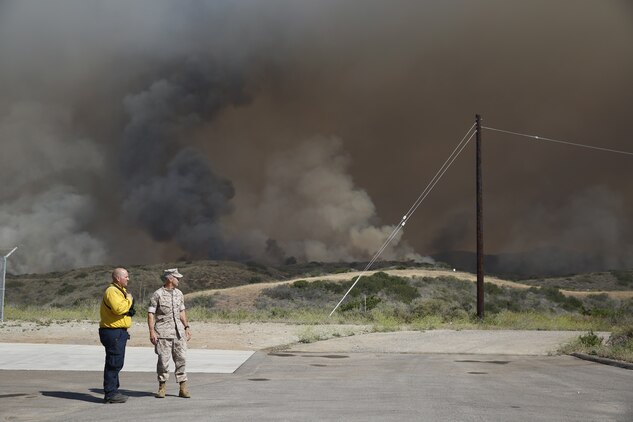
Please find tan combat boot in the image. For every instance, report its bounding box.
[179,381,191,398]
[155,382,166,398]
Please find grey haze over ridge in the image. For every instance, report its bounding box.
[0,1,631,274]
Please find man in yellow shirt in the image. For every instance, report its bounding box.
[99,267,134,404]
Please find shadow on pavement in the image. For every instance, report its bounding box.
[89,388,154,398]
[41,391,103,403]
[40,388,155,403]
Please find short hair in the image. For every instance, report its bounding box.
[112,268,127,281]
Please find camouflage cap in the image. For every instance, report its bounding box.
[162,268,183,278]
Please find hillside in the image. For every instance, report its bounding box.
[3,260,435,307]
[186,268,633,312]
[4,260,285,307]
[5,259,633,310]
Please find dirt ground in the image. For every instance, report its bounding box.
[0,320,372,351]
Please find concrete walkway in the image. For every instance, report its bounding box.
[0,343,254,373]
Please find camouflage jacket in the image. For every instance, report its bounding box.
[148,287,186,339]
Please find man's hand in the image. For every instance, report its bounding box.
[185,327,192,341]
[149,330,158,346]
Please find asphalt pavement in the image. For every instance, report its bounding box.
[1,330,632,421]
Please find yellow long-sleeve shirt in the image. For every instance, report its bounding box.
[99,283,133,328]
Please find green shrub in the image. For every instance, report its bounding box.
[268,307,291,318]
[541,286,566,303]
[611,270,633,286]
[57,283,77,295]
[263,285,295,300]
[295,279,346,294]
[411,298,469,321]
[292,280,309,288]
[607,326,633,348]
[561,296,584,312]
[578,331,603,347]
[188,295,216,308]
[340,295,381,312]
[484,282,503,295]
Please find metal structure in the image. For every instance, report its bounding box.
[1,247,18,322]
[475,115,485,318]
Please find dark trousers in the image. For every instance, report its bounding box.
[99,328,129,398]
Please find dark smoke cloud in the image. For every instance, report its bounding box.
[0,1,632,275]
[120,59,247,258]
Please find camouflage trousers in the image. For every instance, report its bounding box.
[155,337,187,383]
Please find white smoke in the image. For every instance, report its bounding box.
[0,102,106,272]
[230,137,428,263]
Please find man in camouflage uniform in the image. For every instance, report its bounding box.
[147,268,192,398]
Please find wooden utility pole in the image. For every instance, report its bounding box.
[476,115,484,318]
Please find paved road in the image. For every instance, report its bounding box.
[1,331,632,421]
[289,329,610,355]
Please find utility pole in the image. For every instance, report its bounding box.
[0,247,18,322]
[476,115,484,318]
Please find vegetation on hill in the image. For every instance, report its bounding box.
[4,260,285,308]
[3,260,632,363]
[3,260,437,308]
[518,270,633,291]
[257,272,633,326]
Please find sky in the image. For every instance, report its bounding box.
[1,0,632,274]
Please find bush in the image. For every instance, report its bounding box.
[608,326,633,348]
[293,279,346,294]
[541,286,566,303]
[57,283,77,295]
[611,270,633,286]
[578,331,603,347]
[484,282,503,295]
[188,295,216,309]
[263,285,295,301]
[268,307,291,318]
[340,295,381,312]
[561,296,584,312]
[292,280,309,289]
[411,298,469,321]
[346,272,419,303]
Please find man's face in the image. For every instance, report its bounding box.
[170,275,180,287]
[117,271,129,288]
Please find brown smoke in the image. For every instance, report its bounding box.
[0,1,631,274]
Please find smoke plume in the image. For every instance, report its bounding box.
[0,1,631,275]
[227,137,424,263]
[120,59,247,258]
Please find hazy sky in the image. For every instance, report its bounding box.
[1,1,632,273]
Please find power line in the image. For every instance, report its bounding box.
[483,126,633,157]
[329,124,476,316]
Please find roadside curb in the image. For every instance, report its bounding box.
[571,353,633,370]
